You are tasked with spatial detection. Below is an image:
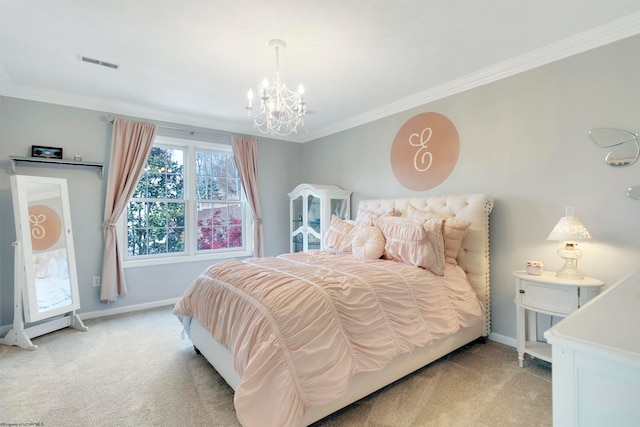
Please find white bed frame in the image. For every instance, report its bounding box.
[188,193,494,426]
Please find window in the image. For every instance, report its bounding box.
[124,136,251,267]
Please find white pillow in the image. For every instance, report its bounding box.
[351,225,385,261]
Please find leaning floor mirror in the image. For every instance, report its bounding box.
[10,175,82,323]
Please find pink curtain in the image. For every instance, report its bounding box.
[100,118,157,302]
[232,136,264,257]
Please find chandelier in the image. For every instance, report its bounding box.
[246,39,306,136]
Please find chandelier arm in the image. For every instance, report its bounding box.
[245,39,306,136]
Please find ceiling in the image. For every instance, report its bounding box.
[2,1,640,143]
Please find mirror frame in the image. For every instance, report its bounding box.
[10,175,81,322]
[627,185,640,200]
[588,128,640,167]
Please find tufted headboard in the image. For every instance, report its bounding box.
[357,193,494,335]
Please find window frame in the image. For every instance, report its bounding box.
[121,135,252,269]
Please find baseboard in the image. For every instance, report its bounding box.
[0,298,180,340]
[79,298,180,320]
[488,331,516,348]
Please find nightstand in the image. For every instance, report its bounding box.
[513,270,604,367]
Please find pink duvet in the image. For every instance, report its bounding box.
[173,251,483,427]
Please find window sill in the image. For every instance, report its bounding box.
[123,249,252,269]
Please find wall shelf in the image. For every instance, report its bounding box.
[9,156,104,178]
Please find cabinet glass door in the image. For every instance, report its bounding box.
[308,195,321,234]
[330,198,348,219]
[308,233,321,251]
[292,233,304,253]
[292,195,304,253]
[292,195,303,231]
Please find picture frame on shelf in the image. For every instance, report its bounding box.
[31,145,63,159]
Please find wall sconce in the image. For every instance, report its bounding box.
[546,207,593,279]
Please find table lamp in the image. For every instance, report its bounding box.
[546,207,592,279]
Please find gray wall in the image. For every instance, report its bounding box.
[301,34,640,342]
[0,99,302,325]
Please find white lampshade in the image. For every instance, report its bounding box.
[546,207,592,279]
[546,207,592,243]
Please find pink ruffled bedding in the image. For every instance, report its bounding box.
[173,251,484,427]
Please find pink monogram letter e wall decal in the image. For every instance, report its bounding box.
[390,112,459,191]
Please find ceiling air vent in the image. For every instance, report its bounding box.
[80,55,119,70]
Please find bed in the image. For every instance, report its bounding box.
[174,193,494,427]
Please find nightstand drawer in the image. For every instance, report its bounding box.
[519,280,578,315]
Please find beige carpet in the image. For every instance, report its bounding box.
[0,307,552,426]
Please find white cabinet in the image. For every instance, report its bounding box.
[288,184,351,253]
[545,271,640,427]
[513,270,603,367]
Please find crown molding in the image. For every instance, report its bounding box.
[302,12,640,143]
[2,13,640,144]
[0,79,307,143]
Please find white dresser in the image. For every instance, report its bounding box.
[544,271,640,427]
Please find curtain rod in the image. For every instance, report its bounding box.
[105,115,232,141]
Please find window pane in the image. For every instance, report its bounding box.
[197,202,212,222]
[148,202,167,227]
[148,227,168,254]
[168,149,184,172]
[148,147,168,172]
[167,202,185,227]
[227,178,240,201]
[209,177,222,200]
[129,228,148,256]
[229,203,243,248]
[166,173,184,199]
[127,201,147,228]
[227,157,238,178]
[132,174,148,198]
[147,173,164,198]
[168,228,185,253]
[196,151,211,176]
[197,225,212,250]
[212,203,229,249]
[197,202,213,250]
[195,176,207,200]
[212,153,226,177]
[217,178,229,199]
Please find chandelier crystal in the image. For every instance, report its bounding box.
[246,39,306,136]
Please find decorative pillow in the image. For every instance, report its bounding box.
[323,215,356,253]
[408,205,471,265]
[374,215,445,275]
[351,225,385,261]
[355,209,383,225]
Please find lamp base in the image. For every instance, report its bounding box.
[555,243,584,280]
[556,258,584,279]
[555,266,584,280]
